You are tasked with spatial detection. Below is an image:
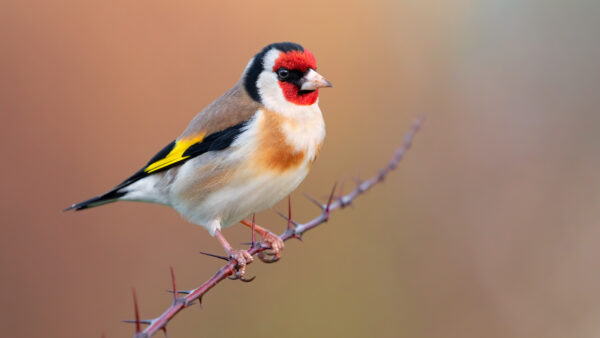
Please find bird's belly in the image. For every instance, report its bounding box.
[172,162,309,234]
[220,168,308,226]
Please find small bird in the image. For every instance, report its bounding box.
[66,42,332,277]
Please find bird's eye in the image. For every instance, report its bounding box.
[277,68,289,79]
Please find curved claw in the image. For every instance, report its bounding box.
[229,265,246,280]
[257,251,280,264]
[240,275,257,282]
[256,231,284,264]
[228,274,256,282]
[240,275,256,282]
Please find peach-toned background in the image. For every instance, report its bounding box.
[2,0,600,337]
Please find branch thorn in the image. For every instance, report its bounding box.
[199,251,230,262]
[132,288,141,333]
[169,267,177,302]
[166,289,191,295]
[274,210,299,227]
[287,196,293,230]
[325,182,337,215]
[251,214,256,248]
[303,193,323,210]
[124,319,152,325]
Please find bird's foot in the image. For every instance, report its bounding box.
[228,249,254,281]
[257,231,284,263]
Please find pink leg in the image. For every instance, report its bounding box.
[214,229,253,279]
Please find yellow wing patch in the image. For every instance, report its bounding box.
[144,133,206,173]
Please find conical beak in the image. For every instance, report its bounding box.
[300,69,333,91]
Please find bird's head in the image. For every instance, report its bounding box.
[243,42,332,111]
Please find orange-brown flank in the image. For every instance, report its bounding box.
[254,110,307,173]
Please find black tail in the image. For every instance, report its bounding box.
[64,188,127,211]
[64,164,151,212]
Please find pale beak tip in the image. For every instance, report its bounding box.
[300,69,333,90]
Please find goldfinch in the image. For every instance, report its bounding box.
[66,42,332,275]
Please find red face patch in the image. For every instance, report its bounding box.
[273,50,319,106]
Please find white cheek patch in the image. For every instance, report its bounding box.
[257,71,287,111]
[257,49,290,112]
[256,49,284,108]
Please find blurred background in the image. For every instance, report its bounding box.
[2,0,600,337]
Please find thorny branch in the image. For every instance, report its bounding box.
[126,116,424,338]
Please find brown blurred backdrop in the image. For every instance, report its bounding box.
[2,0,600,337]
